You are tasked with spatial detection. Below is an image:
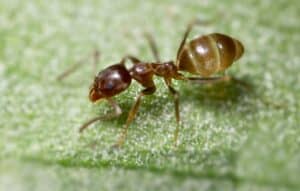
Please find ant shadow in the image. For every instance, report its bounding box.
[82,77,260,177]
[180,76,256,111]
[100,76,257,127]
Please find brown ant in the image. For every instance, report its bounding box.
[58,20,244,148]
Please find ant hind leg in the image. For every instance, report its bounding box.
[189,76,285,108]
[188,76,252,90]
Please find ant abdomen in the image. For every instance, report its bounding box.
[177,33,244,77]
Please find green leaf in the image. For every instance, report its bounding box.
[1,0,299,190]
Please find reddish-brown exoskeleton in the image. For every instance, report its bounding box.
[58,20,244,147]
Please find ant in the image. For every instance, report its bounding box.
[57,20,244,148]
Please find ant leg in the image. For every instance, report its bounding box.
[120,55,142,65]
[228,77,285,108]
[57,50,100,81]
[113,86,156,148]
[79,98,122,133]
[190,76,286,108]
[164,79,181,147]
[176,19,208,60]
[144,32,161,62]
[187,76,231,84]
[188,76,252,90]
[169,86,181,147]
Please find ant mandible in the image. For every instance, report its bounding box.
[58,20,244,148]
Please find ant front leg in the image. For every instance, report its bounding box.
[113,86,156,148]
[164,79,181,147]
[79,98,122,133]
[57,50,100,81]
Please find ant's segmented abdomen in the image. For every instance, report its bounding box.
[177,33,244,77]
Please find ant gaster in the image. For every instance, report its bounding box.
[58,20,244,148]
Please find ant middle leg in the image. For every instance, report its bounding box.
[169,86,181,147]
[79,98,122,133]
[164,79,181,147]
[113,86,156,148]
[120,55,142,65]
[57,49,100,81]
[144,32,161,62]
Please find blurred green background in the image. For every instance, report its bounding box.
[1,0,299,190]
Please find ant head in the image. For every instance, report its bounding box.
[88,64,132,103]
